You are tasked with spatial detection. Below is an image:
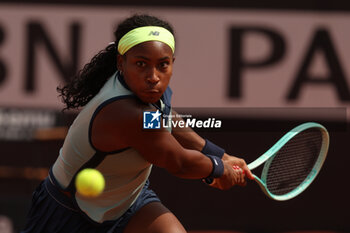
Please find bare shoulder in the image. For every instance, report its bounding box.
[90,97,155,152]
[99,97,151,120]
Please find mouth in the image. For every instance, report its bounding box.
[141,89,162,103]
[144,89,160,93]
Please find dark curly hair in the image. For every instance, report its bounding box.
[57,14,175,110]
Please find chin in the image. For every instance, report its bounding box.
[139,96,161,104]
[142,92,163,103]
[147,98,161,104]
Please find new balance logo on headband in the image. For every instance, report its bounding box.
[149,31,160,36]
[118,26,175,55]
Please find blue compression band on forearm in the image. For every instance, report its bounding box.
[205,154,224,179]
[201,139,225,159]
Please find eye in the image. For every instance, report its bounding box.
[159,61,170,69]
[136,61,146,67]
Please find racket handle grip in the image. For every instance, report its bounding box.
[204,166,245,185]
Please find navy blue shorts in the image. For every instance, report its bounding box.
[21,176,160,233]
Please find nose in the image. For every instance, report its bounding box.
[146,67,160,84]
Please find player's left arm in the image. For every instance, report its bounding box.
[170,110,205,151]
[171,110,254,180]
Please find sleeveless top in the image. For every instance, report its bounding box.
[51,71,172,223]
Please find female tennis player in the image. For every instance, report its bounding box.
[21,14,254,233]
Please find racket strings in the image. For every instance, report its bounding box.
[265,128,323,195]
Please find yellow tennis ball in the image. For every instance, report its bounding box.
[75,168,105,197]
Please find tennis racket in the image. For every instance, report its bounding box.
[206,122,329,201]
[246,122,329,201]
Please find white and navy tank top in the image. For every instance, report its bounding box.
[51,71,172,223]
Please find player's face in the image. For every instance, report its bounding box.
[117,41,175,103]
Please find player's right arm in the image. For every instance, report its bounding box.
[90,98,242,189]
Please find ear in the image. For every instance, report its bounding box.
[117,54,124,72]
[172,56,176,64]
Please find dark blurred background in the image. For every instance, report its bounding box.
[0,0,349,232]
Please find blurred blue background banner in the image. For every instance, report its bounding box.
[0,1,349,232]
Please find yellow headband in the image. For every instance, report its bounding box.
[118,26,175,55]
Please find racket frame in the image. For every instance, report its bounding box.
[247,122,329,201]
